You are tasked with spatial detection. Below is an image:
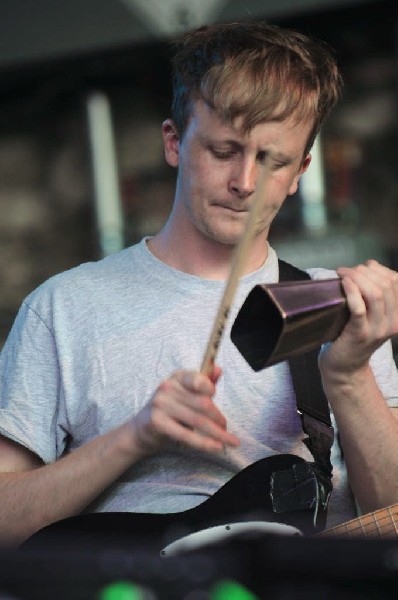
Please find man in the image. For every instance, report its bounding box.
[0,21,398,548]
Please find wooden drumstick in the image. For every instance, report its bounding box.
[200,167,268,376]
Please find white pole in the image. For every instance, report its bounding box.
[86,92,124,256]
[300,134,327,234]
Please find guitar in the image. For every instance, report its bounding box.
[161,498,398,556]
[320,503,398,540]
[22,454,325,552]
[22,453,398,554]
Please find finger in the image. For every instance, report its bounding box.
[172,370,216,396]
[152,408,240,452]
[339,275,367,321]
[156,377,227,428]
[338,263,397,331]
[164,398,228,440]
[363,261,398,330]
[337,261,398,295]
[209,364,223,385]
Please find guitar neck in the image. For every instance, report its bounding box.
[320,503,398,539]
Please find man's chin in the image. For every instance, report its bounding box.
[204,220,268,247]
[202,226,243,247]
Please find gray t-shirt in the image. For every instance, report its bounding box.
[1,239,398,529]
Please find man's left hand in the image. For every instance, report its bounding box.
[319,260,398,376]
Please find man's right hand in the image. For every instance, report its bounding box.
[130,366,240,457]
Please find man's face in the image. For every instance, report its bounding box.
[163,100,312,247]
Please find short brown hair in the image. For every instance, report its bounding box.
[171,21,342,154]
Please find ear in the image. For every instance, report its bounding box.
[287,154,312,196]
[162,119,180,168]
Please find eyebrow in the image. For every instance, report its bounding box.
[206,137,243,149]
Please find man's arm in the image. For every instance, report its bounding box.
[319,260,398,513]
[0,368,239,548]
[0,423,145,548]
[322,369,398,514]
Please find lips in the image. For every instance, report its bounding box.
[213,202,248,213]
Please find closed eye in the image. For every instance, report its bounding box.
[211,148,236,160]
[256,151,287,169]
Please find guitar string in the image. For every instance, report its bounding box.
[323,511,391,537]
[329,516,397,538]
[325,508,398,538]
[388,506,398,535]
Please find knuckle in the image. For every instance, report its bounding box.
[356,263,368,276]
[191,372,208,393]
[188,372,200,391]
[371,288,384,303]
[171,369,185,381]
[175,370,202,392]
[157,379,173,393]
[365,259,379,269]
[152,388,170,410]
[380,278,390,291]
[150,408,167,433]
[191,413,207,430]
[198,395,212,411]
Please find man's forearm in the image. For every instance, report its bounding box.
[322,364,398,513]
[0,421,140,547]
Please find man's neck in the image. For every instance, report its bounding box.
[147,225,269,281]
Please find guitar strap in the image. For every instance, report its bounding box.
[276,258,335,521]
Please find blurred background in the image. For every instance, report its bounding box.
[0,0,397,362]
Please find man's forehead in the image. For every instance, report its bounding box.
[190,99,313,138]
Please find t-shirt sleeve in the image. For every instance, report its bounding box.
[0,300,67,463]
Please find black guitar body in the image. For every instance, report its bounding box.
[22,454,325,553]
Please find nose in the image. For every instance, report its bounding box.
[229,158,257,199]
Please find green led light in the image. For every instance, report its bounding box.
[99,580,144,600]
[211,579,258,600]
